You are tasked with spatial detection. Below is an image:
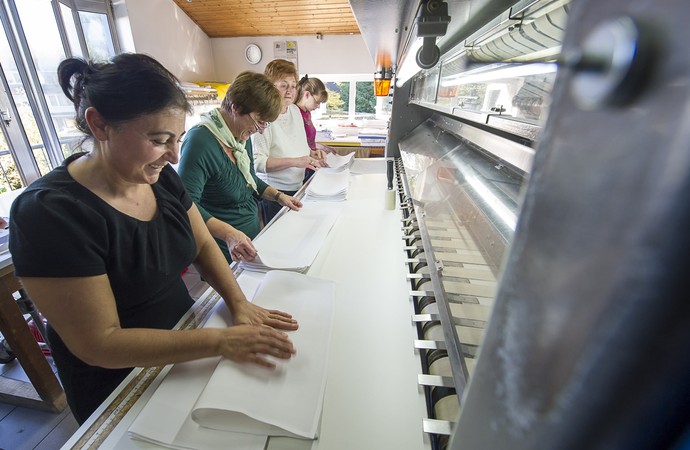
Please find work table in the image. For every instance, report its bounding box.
[61,159,430,450]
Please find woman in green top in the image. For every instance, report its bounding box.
[178,72,302,263]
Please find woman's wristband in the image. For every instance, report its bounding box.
[273,191,282,202]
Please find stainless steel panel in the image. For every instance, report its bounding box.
[452,0,690,449]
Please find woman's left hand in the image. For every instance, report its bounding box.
[310,149,329,167]
[231,300,299,331]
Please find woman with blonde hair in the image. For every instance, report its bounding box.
[253,59,328,224]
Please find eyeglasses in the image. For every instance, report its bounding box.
[249,114,271,131]
[275,82,297,91]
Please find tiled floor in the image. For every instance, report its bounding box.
[0,267,208,450]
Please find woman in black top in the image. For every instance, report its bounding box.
[9,53,298,424]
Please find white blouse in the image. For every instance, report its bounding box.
[252,104,311,191]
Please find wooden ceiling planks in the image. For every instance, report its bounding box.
[170,0,361,37]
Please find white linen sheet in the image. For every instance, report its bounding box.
[128,271,335,448]
[128,307,267,450]
[127,355,266,450]
[192,271,335,438]
[323,152,354,171]
[240,207,340,272]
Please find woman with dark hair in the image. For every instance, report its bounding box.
[178,71,301,263]
[8,54,298,424]
[253,59,328,224]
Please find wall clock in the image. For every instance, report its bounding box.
[244,44,262,64]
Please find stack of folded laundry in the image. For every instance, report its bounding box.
[305,169,349,202]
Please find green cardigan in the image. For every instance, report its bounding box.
[178,125,269,262]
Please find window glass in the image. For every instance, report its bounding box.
[79,11,115,62]
[354,81,375,119]
[15,0,70,166]
[60,3,84,58]
[325,81,349,120]
[15,0,66,74]
[0,12,53,177]
[0,129,23,192]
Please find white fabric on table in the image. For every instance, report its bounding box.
[323,152,354,172]
[128,271,335,448]
[240,207,340,272]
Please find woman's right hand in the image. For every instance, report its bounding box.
[277,193,303,212]
[218,324,296,368]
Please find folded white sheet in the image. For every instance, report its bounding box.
[323,152,354,172]
[240,207,340,272]
[128,271,336,447]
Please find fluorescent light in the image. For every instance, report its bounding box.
[441,62,557,87]
[395,37,425,88]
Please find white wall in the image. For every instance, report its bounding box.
[118,0,217,81]
[211,35,375,82]
[113,1,375,84]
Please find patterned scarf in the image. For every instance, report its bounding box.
[198,108,257,193]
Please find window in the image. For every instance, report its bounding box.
[0,0,118,193]
[78,9,116,62]
[59,3,84,58]
[312,74,392,135]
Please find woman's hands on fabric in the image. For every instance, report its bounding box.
[297,155,324,170]
[278,194,302,211]
[310,149,329,167]
[219,324,296,368]
[225,229,257,262]
[232,299,299,331]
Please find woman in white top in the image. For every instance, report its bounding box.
[253,59,327,224]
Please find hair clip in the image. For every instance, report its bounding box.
[299,74,309,84]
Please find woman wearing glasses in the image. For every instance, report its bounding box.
[253,59,328,224]
[178,71,302,263]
